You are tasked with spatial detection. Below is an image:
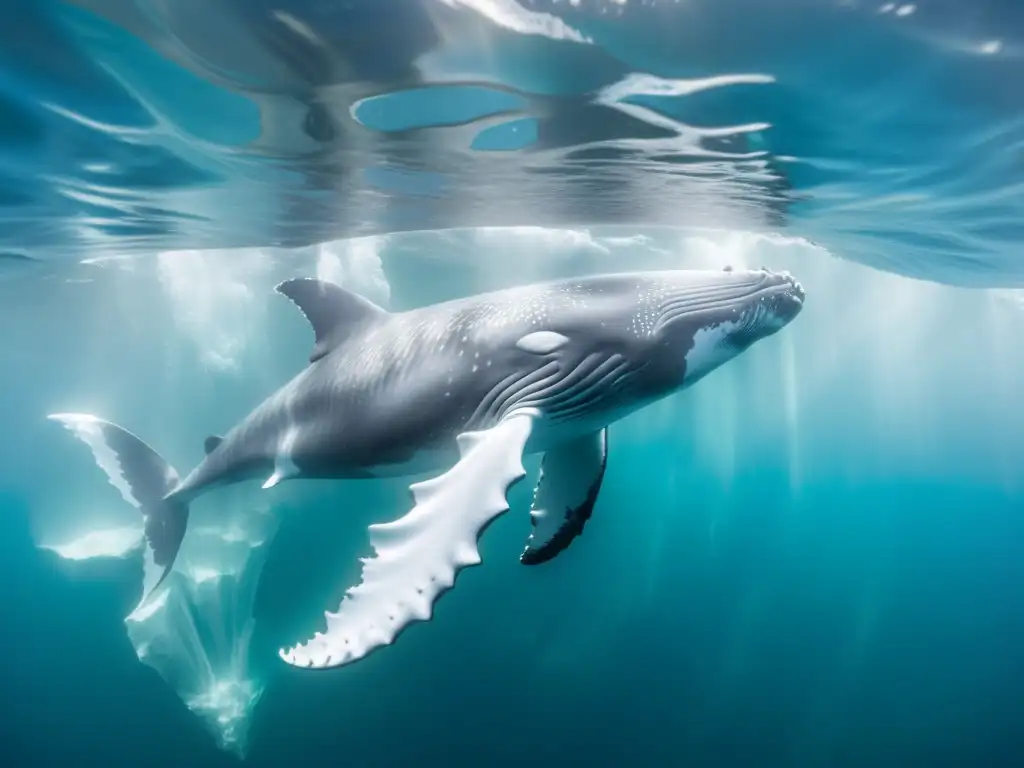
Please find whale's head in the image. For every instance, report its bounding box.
[650,267,805,389]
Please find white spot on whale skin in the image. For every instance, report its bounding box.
[516,331,570,355]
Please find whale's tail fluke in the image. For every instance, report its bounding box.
[48,413,189,603]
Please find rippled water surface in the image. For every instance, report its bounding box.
[2,0,1022,283]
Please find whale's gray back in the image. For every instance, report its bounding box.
[274,275,666,474]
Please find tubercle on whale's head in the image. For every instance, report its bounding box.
[656,267,805,388]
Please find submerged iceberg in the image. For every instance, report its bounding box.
[40,492,277,758]
[39,526,144,561]
[127,498,278,758]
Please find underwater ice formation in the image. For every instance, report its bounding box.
[154,239,390,372]
[156,247,274,372]
[40,492,278,759]
[313,236,392,307]
[39,526,143,560]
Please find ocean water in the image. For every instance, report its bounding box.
[1,2,1023,767]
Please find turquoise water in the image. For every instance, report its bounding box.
[5,230,1024,765]
[2,2,1024,766]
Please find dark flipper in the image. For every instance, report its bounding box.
[520,428,608,566]
[48,413,189,602]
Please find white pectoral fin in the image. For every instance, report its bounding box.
[520,428,608,566]
[279,409,538,670]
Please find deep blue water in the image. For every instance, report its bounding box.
[6,480,1024,766]
[1,2,1023,767]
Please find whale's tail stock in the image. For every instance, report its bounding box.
[48,413,189,603]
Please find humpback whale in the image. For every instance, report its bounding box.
[51,267,804,670]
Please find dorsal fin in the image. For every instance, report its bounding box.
[204,435,224,455]
[275,278,388,363]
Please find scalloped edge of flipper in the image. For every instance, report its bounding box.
[279,409,538,669]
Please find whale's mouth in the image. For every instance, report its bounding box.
[666,267,804,386]
[727,270,802,333]
[752,270,805,327]
[702,271,803,360]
